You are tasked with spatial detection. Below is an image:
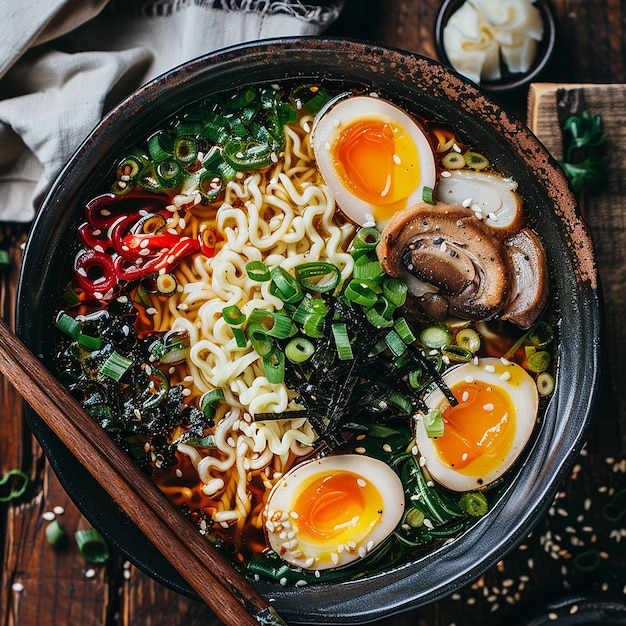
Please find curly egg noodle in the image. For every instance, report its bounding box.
[147,116,355,527]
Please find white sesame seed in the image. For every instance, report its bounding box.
[42,511,56,521]
[441,170,451,178]
[12,582,24,592]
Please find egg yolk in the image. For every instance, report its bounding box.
[433,381,517,475]
[332,118,422,219]
[292,470,383,550]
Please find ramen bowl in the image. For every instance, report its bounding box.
[16,38,601,624]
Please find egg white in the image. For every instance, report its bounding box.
[311,95,437,228]
[263,454,405,571]
[416,357,538,491]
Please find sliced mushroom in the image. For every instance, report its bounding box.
[501,228,549,328]
[378,202,511,320]
[437,170,524,237]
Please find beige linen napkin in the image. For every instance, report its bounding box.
[0,0,343,222]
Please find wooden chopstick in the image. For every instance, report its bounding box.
[0,317,288,626]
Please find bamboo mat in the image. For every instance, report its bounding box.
[528,82,626,451]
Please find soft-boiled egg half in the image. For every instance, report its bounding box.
[416,357,538,492]
[263,454,405,571]
[311,95,437,228]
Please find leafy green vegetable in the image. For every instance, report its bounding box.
[559,110,610,196]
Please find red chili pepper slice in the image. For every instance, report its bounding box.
[198,227,221,258]
[74,249,117,296]
[152,237,201,273]
[121,231,183,254]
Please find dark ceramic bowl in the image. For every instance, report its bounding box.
[16,38,601,624]
[435,0,556,92]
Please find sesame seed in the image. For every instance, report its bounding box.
[85,568,96,579]
[12,582,24,592]
[42,511,56,521]
[441,170,451,178]
[500,371,512,382]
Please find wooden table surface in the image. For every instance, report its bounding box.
[2,1,625,625]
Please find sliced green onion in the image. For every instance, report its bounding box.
[353,256,384,282]
[147,131,175,162]
[185,435,217,448]
[294,262,341,293]
[0,469,29,502]
[75,528,110,563]
[285,337,315,363]
[394,317,416,344]
[405,507,425,528]
[464,151,490,170]
[441,344,473,363]
[345,279,380,308]
[149,339,189,364]
[352,227,381,250]
[385,329,407,358]
[245,261,271,282]
[200,388,225,419]
[231,327,247,348]
[382,277,408,307]
[222,304,246,326]
[45,519,67,547]
[364,305,395,329]
[198,170,224,202]
[173,137,198,165]
[155,158,181,188]
[269,267,303,304]
[455,328,481,353]
[459,491,488,516]
[55,312,81,339]
[226,86,258,110]
[387,390,412,415]
[331,322,353,361]
[527,350,550,373]
[77,333,103,351]
[247,310,294,339]
[536,371,555,396]
[441,151,465,169]
[262,347,286,384]
[98,351,132,382]
[423,408,444,438]
[420,324,451,349]
[422,185,436,205]
[223,140,272,171]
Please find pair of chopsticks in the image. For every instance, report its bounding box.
[0,317,287,626]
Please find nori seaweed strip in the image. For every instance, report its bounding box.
[407,344,458,407]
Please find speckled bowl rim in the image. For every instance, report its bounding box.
[16,37,602,624]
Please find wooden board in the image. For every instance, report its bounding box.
[528,82,626,452]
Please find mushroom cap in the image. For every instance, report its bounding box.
[378,202,511,320]
[501,227,549,328]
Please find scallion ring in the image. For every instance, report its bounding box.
[423,408,444,438]
[75,528,110,563]
[352,227,381,250]
[245,261,271,282]
[294,262,341,293]
[285,337,315,363]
